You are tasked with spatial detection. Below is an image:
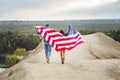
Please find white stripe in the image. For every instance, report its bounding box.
[38,29,41,33]
[52,33,81,48]
[45,32,62,42]
[41,28,52,37]
[41,31,44,37]
[42,28,58,38]
[46,31,80,45]
[54,35,81,44]
[49,37,53,45]
[36,26,84,50]
[41,29,47,37]
[55,37,83,49]
[49,32,80,42]
[58,39,84,49]
[49,33,62,45]
[45,33,49,41]
[53,42,56,50]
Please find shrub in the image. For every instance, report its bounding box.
[13,48,27,56]
[5,54,20,66]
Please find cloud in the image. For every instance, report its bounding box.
[0,0,70,20]
[61,0,120,19]
[64,0,119,10]
[0,0,120,20]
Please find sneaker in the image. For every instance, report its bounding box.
[46,58,50,64]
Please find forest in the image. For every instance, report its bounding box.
[79,29,120,42]
[0,31,42,67]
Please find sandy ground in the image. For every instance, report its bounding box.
[0,32,120,80]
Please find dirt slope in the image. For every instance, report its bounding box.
[0,32,120,80]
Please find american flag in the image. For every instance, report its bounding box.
[35,25,84,51]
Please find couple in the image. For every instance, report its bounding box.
[35,24,79,64]
[43,24,66,64]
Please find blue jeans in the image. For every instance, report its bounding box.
[44,41,52,58]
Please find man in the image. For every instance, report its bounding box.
[43,24,52,64]
[35,24,52,64]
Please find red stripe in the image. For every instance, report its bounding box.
[39,28,46,34]
[56,37,82,46]
[35,26,84,52]
[55,37,82,49]
[52,34,81,47]
[43,29,62,39]
[56,41,84,51]
[48,34,62,44]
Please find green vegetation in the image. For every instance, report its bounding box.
[79,29,120,42]
[0,31,42,67]
[0,31,42,55]
[5,48,27,67]
[5,54,20,67]
[105,30,120,42]
[13,48,26,56]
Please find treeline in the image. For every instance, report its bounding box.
[106,30,120,42]
[0,31,41,55]
[79,29,120,42]
[0,31,42,67]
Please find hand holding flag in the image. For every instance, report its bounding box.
[35,25,84,51]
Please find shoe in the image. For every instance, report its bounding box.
[46,58,50,64]
[61,60,64,64]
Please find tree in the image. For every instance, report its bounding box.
[13,48,27,56]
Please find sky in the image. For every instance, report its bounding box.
[0,0,120,21]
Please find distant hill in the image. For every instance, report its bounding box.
[0,19,120,34]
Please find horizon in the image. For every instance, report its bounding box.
[0,18,120,22]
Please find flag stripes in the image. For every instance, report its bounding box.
[35,26,84,51]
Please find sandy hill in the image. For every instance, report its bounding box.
[0,32,120,80]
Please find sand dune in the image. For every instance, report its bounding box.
[0,32,120,80]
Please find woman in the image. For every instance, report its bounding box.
[59,30,67,64]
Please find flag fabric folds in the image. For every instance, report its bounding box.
[35,25,84,51]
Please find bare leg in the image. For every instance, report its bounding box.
[60,50,65,64]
